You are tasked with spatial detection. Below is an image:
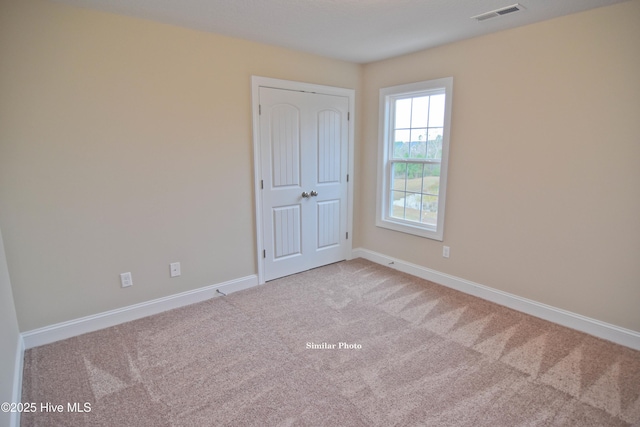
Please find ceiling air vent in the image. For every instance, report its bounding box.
[471,4,525,22]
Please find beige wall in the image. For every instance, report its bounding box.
[0,227,20,427]
[0,0,360,331]
[356,1,640,331]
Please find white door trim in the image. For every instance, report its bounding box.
[251,76,355,284]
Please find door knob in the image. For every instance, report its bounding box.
[310,190,318,197]
[301,191,310,198]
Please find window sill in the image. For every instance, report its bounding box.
[376,218,444,241]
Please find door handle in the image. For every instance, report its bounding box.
[301,191,310,198]
[310,190,318,197]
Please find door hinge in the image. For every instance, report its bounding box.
[259,104,261,115]
[263,250,266,258]
[261,179,264,189]
[346,174,349,183]
[348,112,350,121]
[346,232,349,240]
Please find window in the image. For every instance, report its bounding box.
[376,77,453,241]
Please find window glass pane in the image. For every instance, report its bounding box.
[405,163,424,188]
[410,128,427,159]
[422,164,440,196]
[393,130,410,158]
[392,191,420,221]
[411,96,429,128]
[391,190,406,219]
[427,128,443,160]
[392,163,407,191]
[401,193,422,222]
[395,98,411,129]
[421,195,438,225]
[395,129,410,143]
[428,94,446,127]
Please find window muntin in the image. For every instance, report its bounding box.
[377,78,452,241]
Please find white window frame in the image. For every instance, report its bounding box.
[376,77,453,241]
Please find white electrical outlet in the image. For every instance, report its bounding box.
[443,246,450,258]
[170,262,181,278]
[120,272,133,288]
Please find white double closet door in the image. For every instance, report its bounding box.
[258,87,349,282]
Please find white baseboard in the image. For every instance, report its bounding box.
[10,335,24,427]
[21,275,259,350]
[352,248,640,351]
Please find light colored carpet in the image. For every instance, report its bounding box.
[21,259,640,426]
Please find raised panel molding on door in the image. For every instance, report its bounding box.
[252,77,355,283]
[270,104,300,188]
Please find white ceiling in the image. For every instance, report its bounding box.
[51,0,630,63]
